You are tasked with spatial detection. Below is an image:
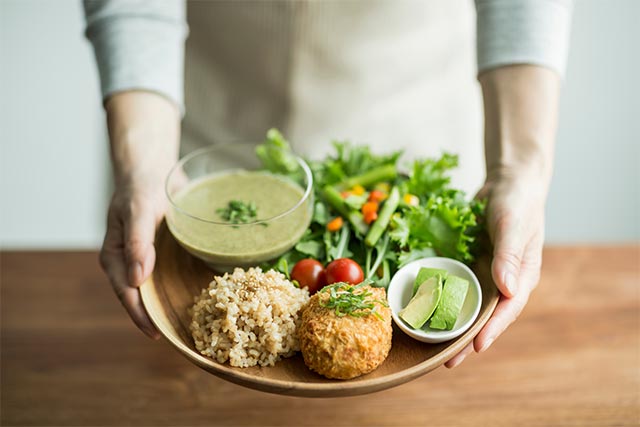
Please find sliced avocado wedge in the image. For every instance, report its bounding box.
[400,276,443,329]
[413,267,448,296]
[429,274,469,330]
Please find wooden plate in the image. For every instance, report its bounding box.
[141,221,499,397]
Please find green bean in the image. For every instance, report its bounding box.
[321,185,369,235]
[338,164,397,190]
[365,186,400,247]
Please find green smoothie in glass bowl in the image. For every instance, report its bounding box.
[165,143,313,271]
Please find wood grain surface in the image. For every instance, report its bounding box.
[140,222,499,397]
[1,246,638,426]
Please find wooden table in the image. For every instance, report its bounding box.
[1,247,638,426]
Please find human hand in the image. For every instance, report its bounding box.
[443,65,558,368]
[99,91,181,339]
[100,186,167,339]
[445,167,546,368]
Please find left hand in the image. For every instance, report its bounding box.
[445,166,546,368]
[445,64,559,368]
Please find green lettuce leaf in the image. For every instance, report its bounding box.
[398,193,483,263]
[324,225,353,261]
[312,202,329,225]
[294,240,324,259]
[403,153,458,197]
[389,214,410,247]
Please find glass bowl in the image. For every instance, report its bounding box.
[165,143,313,271]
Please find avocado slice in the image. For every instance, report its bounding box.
[429,275,469,330]
[413,267,448,296]
[400,276,443,329]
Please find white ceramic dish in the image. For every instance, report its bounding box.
[387,257,482,344]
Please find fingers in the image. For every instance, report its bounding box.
[123,199,157,287]
[474,238,542,352]
[101,242,160,339]
[444,343,474,369]
[472,174,546,357]
[473,292,526,353]
[101,206,160,339]
[114,281,161,340]
[490,215,525,298]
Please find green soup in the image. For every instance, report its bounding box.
[167,170,311,270]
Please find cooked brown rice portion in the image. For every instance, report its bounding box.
[190,267,310,368]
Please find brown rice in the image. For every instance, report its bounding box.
[190,267,310,367]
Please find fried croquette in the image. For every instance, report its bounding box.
[297,285,392,379]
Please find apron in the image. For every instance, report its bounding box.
[181,0,484,196]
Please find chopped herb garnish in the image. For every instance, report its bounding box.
[319,281,388,320]
[216,200,259,225]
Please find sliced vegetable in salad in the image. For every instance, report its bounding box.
[258,129,486,288]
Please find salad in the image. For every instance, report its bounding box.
[257,129,487,289]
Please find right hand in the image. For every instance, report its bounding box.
[100,91,181,339]
[100,187,166,339]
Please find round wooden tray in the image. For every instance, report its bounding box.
[141,222,499,397]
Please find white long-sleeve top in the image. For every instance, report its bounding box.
[83,0,572,194]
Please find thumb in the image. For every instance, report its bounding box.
[124,199,158,288]
[490,215,524,298]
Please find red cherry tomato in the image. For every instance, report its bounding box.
[325,258,364,285]
[291,259,326,294]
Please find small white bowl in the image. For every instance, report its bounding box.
[387,257,482,344]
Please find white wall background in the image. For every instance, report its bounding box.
[1,0,110,248]
[546,0,639,242]
[1,0,638,248]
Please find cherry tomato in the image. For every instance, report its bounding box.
[325,258,364,285]
[291,259,326,294]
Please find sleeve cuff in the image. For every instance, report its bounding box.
[84,0,187,113]
[476,0,573,78]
